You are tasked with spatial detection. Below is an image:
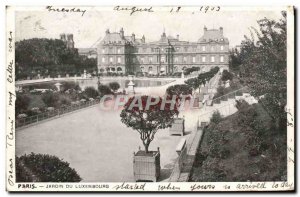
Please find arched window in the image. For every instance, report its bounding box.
[117,67,122,72]
[111,67,116,72]
[148,66,152,72]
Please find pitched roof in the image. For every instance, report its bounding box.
[124,36,144,45]
[101,33,126,44]
[198,29,229,43]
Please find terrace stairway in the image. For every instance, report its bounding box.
[197,86,257,126]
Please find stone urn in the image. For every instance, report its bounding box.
[54,82,62,91]
[127,75,135,94]
[133,147,160,182]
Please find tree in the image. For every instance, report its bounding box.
[185,67,220,93]
[185,78,200,93]
[184,66,200,75]
[16,153,82,182]
[238,12,287,130]
[98,84,112,97]
[229,48,242,73]
[120,96,179,153]
[221,70,233,82]
[84,86,99,98]
[166,84,192,104]
[61,81,81,92]
[15,38,97,80]
[16,94,31,115]
[210,111,222,124]
[108,82,121,92]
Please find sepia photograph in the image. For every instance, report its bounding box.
[5,5,295,192]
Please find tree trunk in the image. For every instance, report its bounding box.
[144,143,149,153]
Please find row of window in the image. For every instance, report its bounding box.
[102,56,123,63]
[101,38,225,47]
[174,55,224,63]
[100,45,225,54]
[174,45,225,52]
[101,47,123,54]
[102,41,123,45]
[101,55,225,64]
[139,64,218,73]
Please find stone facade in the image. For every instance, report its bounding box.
[97,26,229,75]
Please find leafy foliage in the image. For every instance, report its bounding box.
[229,48,242,73]
[16,153,82,182]
[221,70,233,81]
[108,82,121,92]
[120,96,179,153]
[190,103,286,182]
[210,111,222,124]
[98,84,112,97]
[61,81,81,92]
[185,67,219,92]
[184,77,200,91]
[214,78,244,99]
[41,92,60,108]
[16,94,31,115]
[84,86,99,98]
[166,84,192,105]
[184,66,200,75]
[15,38,96,80]
[235,12,287,130]
[197,67,220,84]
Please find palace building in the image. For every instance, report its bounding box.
[97,26,229,75]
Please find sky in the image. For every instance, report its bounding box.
[15,6,285,48]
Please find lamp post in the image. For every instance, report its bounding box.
[97,69,101,87]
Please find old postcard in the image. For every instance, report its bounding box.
[6,5,295,192]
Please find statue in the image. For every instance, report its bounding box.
[127,75,135,94]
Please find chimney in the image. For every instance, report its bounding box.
[132,33,135,41]
[67,34,73,41]
[142,35,145,43]
[66,34,74,49]
[120,27,124,38]
[204,26,207,32]
[219,27,223,35]
[60,33,66,41]
[176,34,179,40]
[105,29,110,35]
